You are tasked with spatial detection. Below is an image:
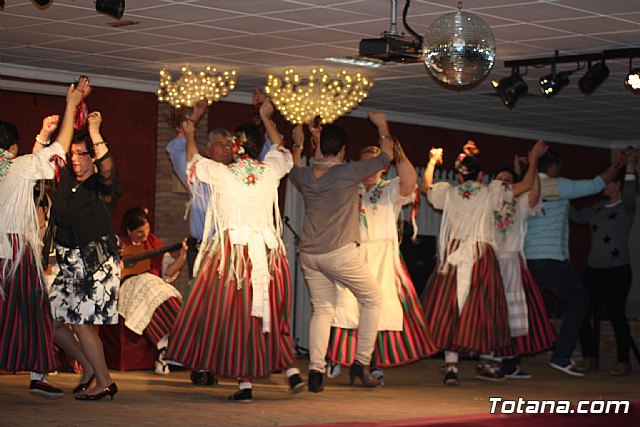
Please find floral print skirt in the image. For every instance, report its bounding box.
[49,244,120,325]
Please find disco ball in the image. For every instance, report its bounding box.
[423,10,496,88]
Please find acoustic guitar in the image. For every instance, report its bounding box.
[120,242,183,278]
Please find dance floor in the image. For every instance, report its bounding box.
[1,356,637,426]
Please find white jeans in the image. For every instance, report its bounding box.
[301,243,382,372]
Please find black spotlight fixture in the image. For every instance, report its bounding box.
[539,61,573,98]
[95,0,125,19]
[492,69,528,108]
[33,0,53,6]
[0,0,5,10]
[579,61,609,95]
[624,58,640,94]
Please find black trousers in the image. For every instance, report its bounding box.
[186,237,201,279]
[579,265,632,363]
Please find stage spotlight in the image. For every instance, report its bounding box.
[492,71,528,108]
[0,0,4,10]
[625,68,640,93]
[95,0,125,19]
[539,70,571,98]
[579,62,609,95]
[33,0,53,6]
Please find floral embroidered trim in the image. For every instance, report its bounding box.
[228,158,265,186]
[368,180,386,205]
[457,180,480,199]
[358,192,368,229]
[0,147,14,179]
[494,200,515,235]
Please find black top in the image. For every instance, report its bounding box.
[51,151,120,257]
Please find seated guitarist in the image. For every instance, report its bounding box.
[119,207,187,375]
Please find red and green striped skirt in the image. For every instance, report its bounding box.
[420,242,510,354]
[166,237,296,378]
[144,296,181,347]
[0,240,57,373]
[327,259,437,368]
[496,256,556,357]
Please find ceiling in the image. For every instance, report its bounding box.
[1,0,639,148]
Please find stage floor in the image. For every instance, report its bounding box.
[1,356,638,426]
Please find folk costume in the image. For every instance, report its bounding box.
[329,178,436,368]
[118,234,182,369]
[421,178,511,354]
[167,146,296,379]
[0,143,65,373]
[494,193,556,358]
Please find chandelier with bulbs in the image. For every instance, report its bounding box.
[157,65,237,108]
[264,68,373,125]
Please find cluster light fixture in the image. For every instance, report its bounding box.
[264,68,373,125]
[156,65,237,108]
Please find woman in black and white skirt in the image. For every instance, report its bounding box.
[49,111,120,401]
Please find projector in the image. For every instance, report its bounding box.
[359,33,424,63]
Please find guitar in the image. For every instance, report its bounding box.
[120,242,183,278]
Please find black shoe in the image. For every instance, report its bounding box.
[29,380,65,399]
[228,388,253,403]
[308,370,324,393]
[443,367,459,387]
[73,374,95,394]
[75,383,118,401]
[288,373,306,394]
[349,361,381,388]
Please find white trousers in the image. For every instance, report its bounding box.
[301,243,382,372]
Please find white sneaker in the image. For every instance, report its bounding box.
[370,368,384,386]
[326,362,341,379]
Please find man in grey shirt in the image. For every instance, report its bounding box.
[289,115,394,393]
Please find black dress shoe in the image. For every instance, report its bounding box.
[228,388,252,403]
[72,374,95,394]
[75,383,118,401]
[349,361,381,388]
[308,370,324,393]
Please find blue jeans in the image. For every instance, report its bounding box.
[527,259,589,360]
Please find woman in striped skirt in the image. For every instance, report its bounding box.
[420,140,547,386]
[167,100,304,402]
[0,79,89,398]
[118,207,186,375]
[490,167,556,379]
[326,122,437,384]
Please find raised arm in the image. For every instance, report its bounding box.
[600,153,626,184]
[393,138,417,197]
[624,146,639,205]
[512,140,547,197]
[184,120,198,161]
[87,111,116,190]
[368,110,394,161]
[259,99,284,147]
[420,147,443,195]
[308,119,323,161]
[32,115,59,154]
[291,124,304,167]
[528,168,541,208]
[58,76,91,154]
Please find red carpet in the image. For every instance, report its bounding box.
[290,400,639,427]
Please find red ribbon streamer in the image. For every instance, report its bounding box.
[74,94,88,130]
[49,154,66,186]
